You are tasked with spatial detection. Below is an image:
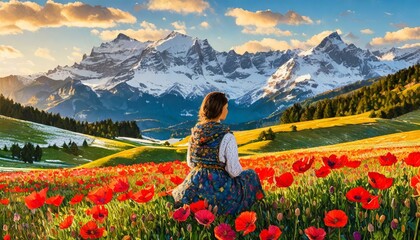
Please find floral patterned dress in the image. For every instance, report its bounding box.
[172,122,264,215]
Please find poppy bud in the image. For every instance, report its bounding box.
[368,223,374,232]
[166,202,172,209]
[187,224,192,232]
[379,215,386,224]
[312,200,317,206]
[280,196,285,204]
[391,219,398,229]
[212,206,218,215]
[375,213,379,221]
[391,198,396,209]
[272,202,278,210]
[277,212,284,221]
[3,224,8,231]
[299,229,303,235]
[329,186,334,194]
[110,226,116,233]
[404,199,410,208]
[401,225,406,233]
[353,231,362,240]
[416,212,420,218]
[130,213,137,222]
[148,213,154,221]
[305,207,310,216]
[295,208,301,217]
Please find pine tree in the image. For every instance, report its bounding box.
[70,142,79,156]
[83,139,88,147]
[2,145,7,151]
[34,145,42,162]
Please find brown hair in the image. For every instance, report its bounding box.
[198,92,228,122]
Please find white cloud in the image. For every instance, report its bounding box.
[67,47,83,62]
[360,28,374,35]
[171,21,187,34]
[384,12,393,16]
[34,48,55,61]
[97,21,171,42]
[232,38,292,54]
[340,10,355,17]
[370,27,420,46]
[241,26,292,36]
[401,42,420,49]
[90,29,100,36]
[0,45,23,59]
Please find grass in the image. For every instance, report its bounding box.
[78,146,187,168]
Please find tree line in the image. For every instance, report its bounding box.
[5,143,43,164]
[280,64,420,124]
[0,95,142,139]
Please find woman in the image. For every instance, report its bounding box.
[172,92,264,215]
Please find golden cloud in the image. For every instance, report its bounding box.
[401,43,420,48]
[290,30,342,49]
[370,27,420,46]
[225,8,313,28]
[232,30,343,54]
[0,1,136,35]
[34,48,55,61]
[0,45,23,59]
[360,28,374,35]
[200,21,210,29]
[242,26,292,36]
[171,21,187,34]
[232,38,292,54]
[146,0,210,15]
[97,21,171,42]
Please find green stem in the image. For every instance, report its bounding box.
[414,217,420,240]
[338,228,341,240]
[294,215,298,240]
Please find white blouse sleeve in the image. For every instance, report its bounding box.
[186,141,195,168]
[219,133,243,178]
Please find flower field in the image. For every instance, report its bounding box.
[1,145,420,240]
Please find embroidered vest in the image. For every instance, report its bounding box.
[190,122,231,168]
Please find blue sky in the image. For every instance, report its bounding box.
[0,0,419,77]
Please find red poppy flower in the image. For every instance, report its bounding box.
[361,195,380,210]
[79,220,105,239]
[405,152,420,167]
[170,176,184,185]
[378,152,397,166]
[259,225,282,240]
[117,190,133,202]
[214,223,236,240]
[292,156,315,173]
[256,190,264,200]
[346,187,371,203]
[135,180,144,186]
[46,195,65,207]
[157,163,173,174]
[110,177,129,193]
[368,172,393,190]
[190,200,208,213]
[315,166,330,178]
[131,185,154,203]
[24,187,48,210]
[59,215,74,229]
[3,234,10,240]
[304,226,326,240]
[90,205,108,222]
[411,175,420,188]
[0,198,9,205]
[69,194,84,205]
[87,186,113,205]
[173,204,190,222]
[235,211,257,236]
[322,154,347,169]
[275,172,293,188]
[255,167,275,182]
[324,210,348,228]
[195,209,215,227]
[345,160,361,168]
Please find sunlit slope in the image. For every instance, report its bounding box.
[174,112,420,155]
[240,129,420,161]
[78,146,187,168]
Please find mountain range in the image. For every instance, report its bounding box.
[0,31,419,139]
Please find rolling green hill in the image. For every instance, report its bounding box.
[0,115,135,169]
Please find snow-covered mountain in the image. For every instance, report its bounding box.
[0,31,418,138]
